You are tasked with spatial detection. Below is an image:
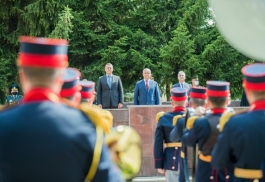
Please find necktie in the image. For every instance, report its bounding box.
[108,76,111,88]
[146,80,149,90]
[181,84,183,88]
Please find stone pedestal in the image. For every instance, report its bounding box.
[108,106,249,177]
[127,105,173,176]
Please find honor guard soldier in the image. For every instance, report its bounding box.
[182,81,232,182]
[60,68,82,108]
[0,36,121,182]
[79,80,114,134]
[61,72,114,136]
[154,87,187,182]
[79,80,96,106]
[169,87,207,182]
[5,84,23,105]
[212,63,265,182]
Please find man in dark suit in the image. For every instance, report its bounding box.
[97,63,124,109]
[133,68,161,105]
[0,36,120,182]
[172,71,191,91]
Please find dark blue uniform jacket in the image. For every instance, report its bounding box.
[212,101,265,182]
[0,89,120,182]
[182,109,232,182]
[154,108,185,171]
[170,117,186,182]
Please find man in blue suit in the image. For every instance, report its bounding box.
[133,68,161,105]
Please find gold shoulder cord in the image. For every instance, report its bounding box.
[79,104,106,181]
[85,126,104,181]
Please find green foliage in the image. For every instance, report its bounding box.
[160,23,195,84]
[124,92,134,102]
[0,0,70,103]
[49,6,74,39]
[202,35,253,98]
[0,0,251,103]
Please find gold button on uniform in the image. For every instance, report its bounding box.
[210,176,214,180]
[253,179,259,182]
[225,175,229,179]
[175,147,178,149]
[173,157,176,160]
[172,166,175,169]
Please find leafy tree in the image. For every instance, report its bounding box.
[202,35,253,98]
[49,6,74,40]
[0,0,71,103]
[0,0,253,103]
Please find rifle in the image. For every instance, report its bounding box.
[183,108,197,182]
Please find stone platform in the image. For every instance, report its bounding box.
[107,104,248,177]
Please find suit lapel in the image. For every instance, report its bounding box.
[141,80,147,92]
[148,80,152,92]
[103,76,109,87]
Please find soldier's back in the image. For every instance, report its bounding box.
[227,111,265,169]
[0,101,116,182]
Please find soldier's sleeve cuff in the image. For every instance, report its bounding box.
[154,159,163,169]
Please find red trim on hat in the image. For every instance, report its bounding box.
[80,91,93,99]
[60,86,79,97]
[190,92,206,99]
[206,90,230,97]
[19,36,68,45]
[243,80,265,91]
[18,53,68,68]
[171,95,187,101]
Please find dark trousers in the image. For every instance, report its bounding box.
[103,106,118,109]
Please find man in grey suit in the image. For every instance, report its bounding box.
[134,68,161,105]
[172,71,191,106]
[97,63,124,109]
[172,71,191,91]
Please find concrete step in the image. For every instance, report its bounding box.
[132,177,166,182]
